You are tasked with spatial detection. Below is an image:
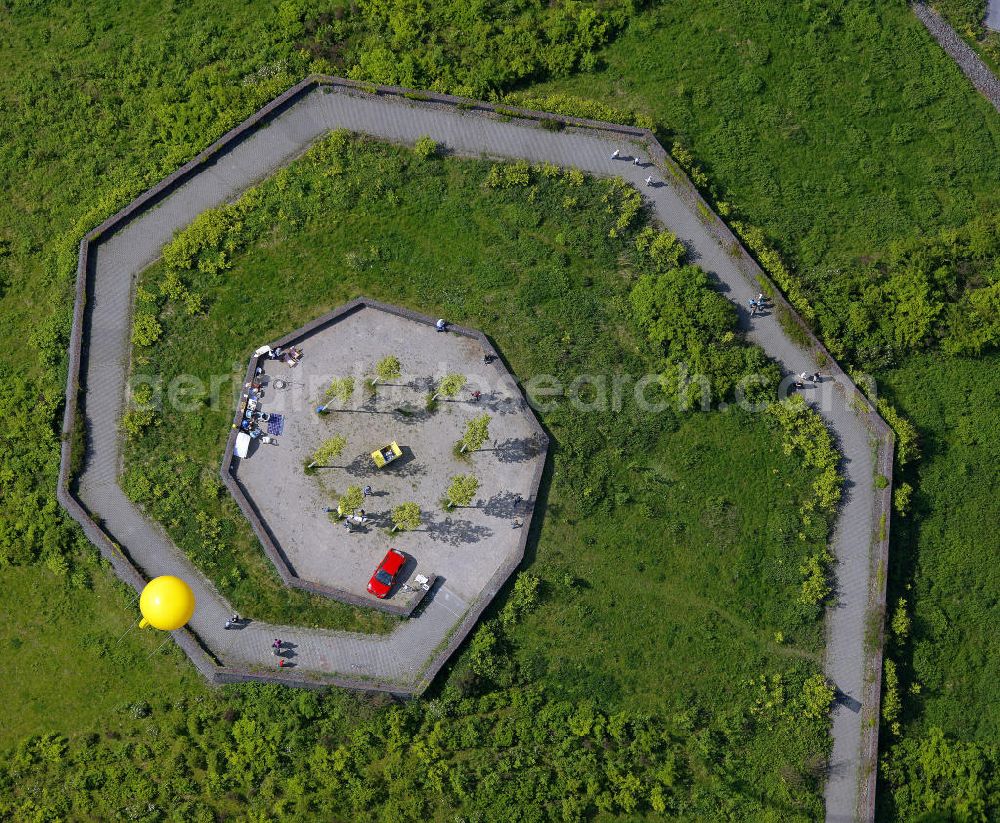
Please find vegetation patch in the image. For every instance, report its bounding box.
[110,132,836,817]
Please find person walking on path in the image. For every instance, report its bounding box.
[645,175,653,187]
[363,485,372,498]
[272,638,282,656]
[749,298,758,318]
[633,156,641,166]
[611,149,620,159]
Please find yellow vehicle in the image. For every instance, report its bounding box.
[371,440,402,468]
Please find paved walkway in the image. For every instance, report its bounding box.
[76,85,876,818]
[987,0,1000,32]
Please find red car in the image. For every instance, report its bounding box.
[367,548,405,598]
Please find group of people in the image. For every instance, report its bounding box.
[748,293,768,317]
[239,382,269,439]
[272,638,293,667]
[795,371,823,390]
[270,345,303,367]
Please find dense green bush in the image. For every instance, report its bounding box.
[0,669,831,821]
[882,726,1000,821]
[805,218,1000,369]
[630,261,780,406]
[307,0,637,98]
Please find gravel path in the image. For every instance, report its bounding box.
[71,83,879,820]
[913,2,1000,111]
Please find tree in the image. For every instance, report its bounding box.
[446,474,479,509]
[324,376,355,405]
[373,355,401,385]
[391,502,421,532]
[459,413,491,453]
[433,373,466,401]
[339,485,364,515]
[308,435,346,469]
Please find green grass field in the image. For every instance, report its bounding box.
[2,0,999,817]
[875,352,1000,817]
[0,565,206,749]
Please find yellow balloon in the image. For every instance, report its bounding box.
[138,576,196,630]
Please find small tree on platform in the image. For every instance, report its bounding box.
[459,413,491,453]
[308,435,347,469]
[433,373,466,401]
[391,502,421,532]
[373,355,402,386]
[325,376,355,406]
[339,485,365,516]
[446,474,479,509]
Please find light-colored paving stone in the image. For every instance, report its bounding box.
[236,305,544,605]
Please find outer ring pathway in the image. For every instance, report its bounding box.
[60,79,890,822]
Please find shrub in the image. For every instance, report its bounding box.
[766,395,842,515]
[799,553,831,607]
[893,481,913,516]
[883,726,997,820]
[890,598,911,643]
[504,91,654,129]
[731,220,815,322]
[875,399,920,468]
[485,161,531,189]
[413,135,437,160]
[670,141,709,189]
[603,177,642,237]
[499,574,540,632]
[467,625,500,680]
[121,406,156,439]
[634,226,686,271]
[800,674,834,720]
[131,313,162,348]
[882,658,902,736]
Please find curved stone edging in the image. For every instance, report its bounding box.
[55,75,893,822]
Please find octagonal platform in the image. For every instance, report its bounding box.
[227,300,547,613]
